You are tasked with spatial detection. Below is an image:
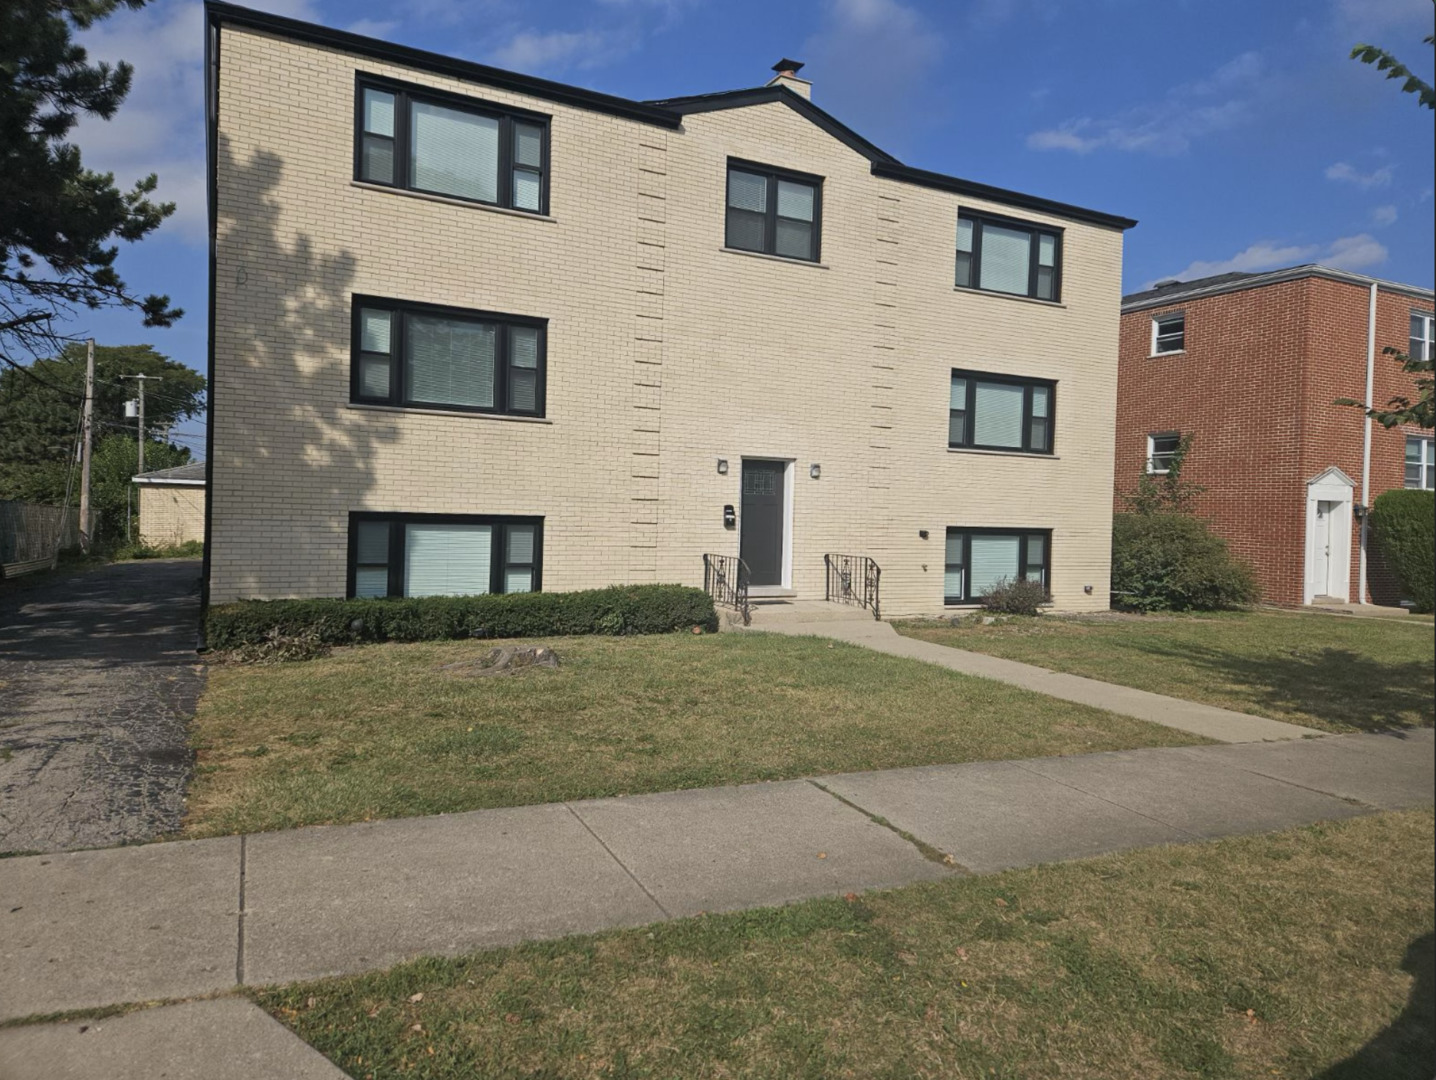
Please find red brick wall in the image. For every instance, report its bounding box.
[1117,275,1430,607]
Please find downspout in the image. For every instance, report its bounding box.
[1358,282,1376,604]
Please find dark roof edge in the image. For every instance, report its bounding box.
[871,161,1138,231]
[1122,263,1436,312]
[204,1,683,129]
[650,86,901,165]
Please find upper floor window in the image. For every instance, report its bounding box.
[1152,313,1186,355]
[1148,432,1181,474]
[357,78,548,213]
[955,211,1061,302]
[725,161,822,262]
[352,297,546,417]
[1411,312,1434,362]
[949,370,1054,454]
[349,513,542,598]
[1407,435,1434,490]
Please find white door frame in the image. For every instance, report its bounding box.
[1303,467,1355,604]
[739,456,795,591]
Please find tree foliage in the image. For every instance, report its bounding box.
[1121,433,1206,514]
[1370,488,1435,613]
[1337,346,1435,430]
[1350,4,1436,111]
[1,0,181,369]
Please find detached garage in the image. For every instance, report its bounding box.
[132,462,206,547]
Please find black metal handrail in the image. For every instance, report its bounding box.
[703,553,751,626]
[824,553,881,620]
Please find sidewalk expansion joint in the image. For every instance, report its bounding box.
[1199,760,1379,810]
[235,835,247,986]
[807,780,965,871]
[1009,762,1204,840]
[564,804,672,920]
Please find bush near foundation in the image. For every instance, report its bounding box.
[206,584,718,649]
[1111,513,1259,612]
[979,578,1051,616]
[1370,488,1435,613]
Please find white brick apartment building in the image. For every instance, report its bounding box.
[203,2,1137,616]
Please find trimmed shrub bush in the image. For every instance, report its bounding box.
[979,578,1051,616]
[1111,512,1259,612]
[1370,488,1435,613]
[205,584,719,649]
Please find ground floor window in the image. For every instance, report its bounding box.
[1405,435,1434,490]
[944,528,1050,604]
[348,513,542,598]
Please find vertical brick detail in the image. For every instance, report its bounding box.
[869,192,899,507]
[630,133,668,582]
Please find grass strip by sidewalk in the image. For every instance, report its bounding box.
[896,610,1435,734]
[183,633,1203,838]
[256,810,1435,1080]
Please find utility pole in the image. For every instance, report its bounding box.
[122,374,161,475]
[78,339,96,552]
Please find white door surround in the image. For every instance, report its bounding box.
[1303,467,1355,604]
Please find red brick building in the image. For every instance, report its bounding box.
[1117,265,1434,608]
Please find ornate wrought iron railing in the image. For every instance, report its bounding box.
[824,553,881,620]
[703,553,751,626]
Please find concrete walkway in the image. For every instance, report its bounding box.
[744,602,1322,742]
[1,730,1429,1064]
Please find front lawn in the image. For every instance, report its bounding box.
[896,611,1435,734]
[183,633,1202,838]
[256,809,1436,1080]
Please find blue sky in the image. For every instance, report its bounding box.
[66,0,1435,454]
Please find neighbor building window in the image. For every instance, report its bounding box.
[944,529,1050,605]
[955,211,1061,301]
[356,78,548,213]
[1152,313,1186,355]
[1407,435,1434,490]
[1411,312,1434,362]
[949,370,1055,454]
[725,161,822,261]
[348,513,542,598]
[351,297,545,416]
[1148,432,1182,474]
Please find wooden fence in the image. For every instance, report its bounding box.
[0,501,94,578]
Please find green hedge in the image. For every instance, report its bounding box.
[1111,512,1259,612]
[1370,488,1435,613]
[206,584,718,649]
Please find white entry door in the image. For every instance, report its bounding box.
[1313,500,1336,597]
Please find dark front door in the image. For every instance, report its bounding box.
[740,460,785,587]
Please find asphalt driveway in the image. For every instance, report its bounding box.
[0,559,204,854]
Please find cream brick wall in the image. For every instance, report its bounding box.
[138,485,206,546]
[210,25,1123,613]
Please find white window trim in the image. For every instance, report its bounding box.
[1147,432,1181,475]
[1151,313,1185,357]
[1412,312,1434,363]
[1408,435,1435,491]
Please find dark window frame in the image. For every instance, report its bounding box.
[724,158,824,263]
[943,527,1052,606]
[955,208,1063,302]
[350,295,548,418]
[354,72,551,215]
[949,368,1057,455]
[1152,312,1186,355]
[346,511,544,599]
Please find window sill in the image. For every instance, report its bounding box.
[347,402,554,424]
[720,247,829,269]
[1149,350,1185,359]
[947,447,1060,460]
[350,180,558,223]
[952,286,1064,309]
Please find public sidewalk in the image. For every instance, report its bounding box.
[1,729,1429,1063]
[744,604,1322,742]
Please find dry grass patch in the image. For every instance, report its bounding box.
[897,611,1434,733]
[184,632,1202,837]
[256,810,1435,1079]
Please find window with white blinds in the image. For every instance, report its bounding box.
[949,369,1056,454]
[352,298,545,416]
[943,529,1050,604]
[725,161,822,261]
[348,515,543,598]
[955,211,1061,301]
[356,78,547,214]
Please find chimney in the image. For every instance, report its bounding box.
[766,58,811,100]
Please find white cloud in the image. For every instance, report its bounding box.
[1334,0,1432,31]
[1154,232,1389,285]
[1325,161,1395,187]
[346,18,400,37]
[1372,203,1399,226]
[1027,51,1265,155]
[487,27,636,72]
